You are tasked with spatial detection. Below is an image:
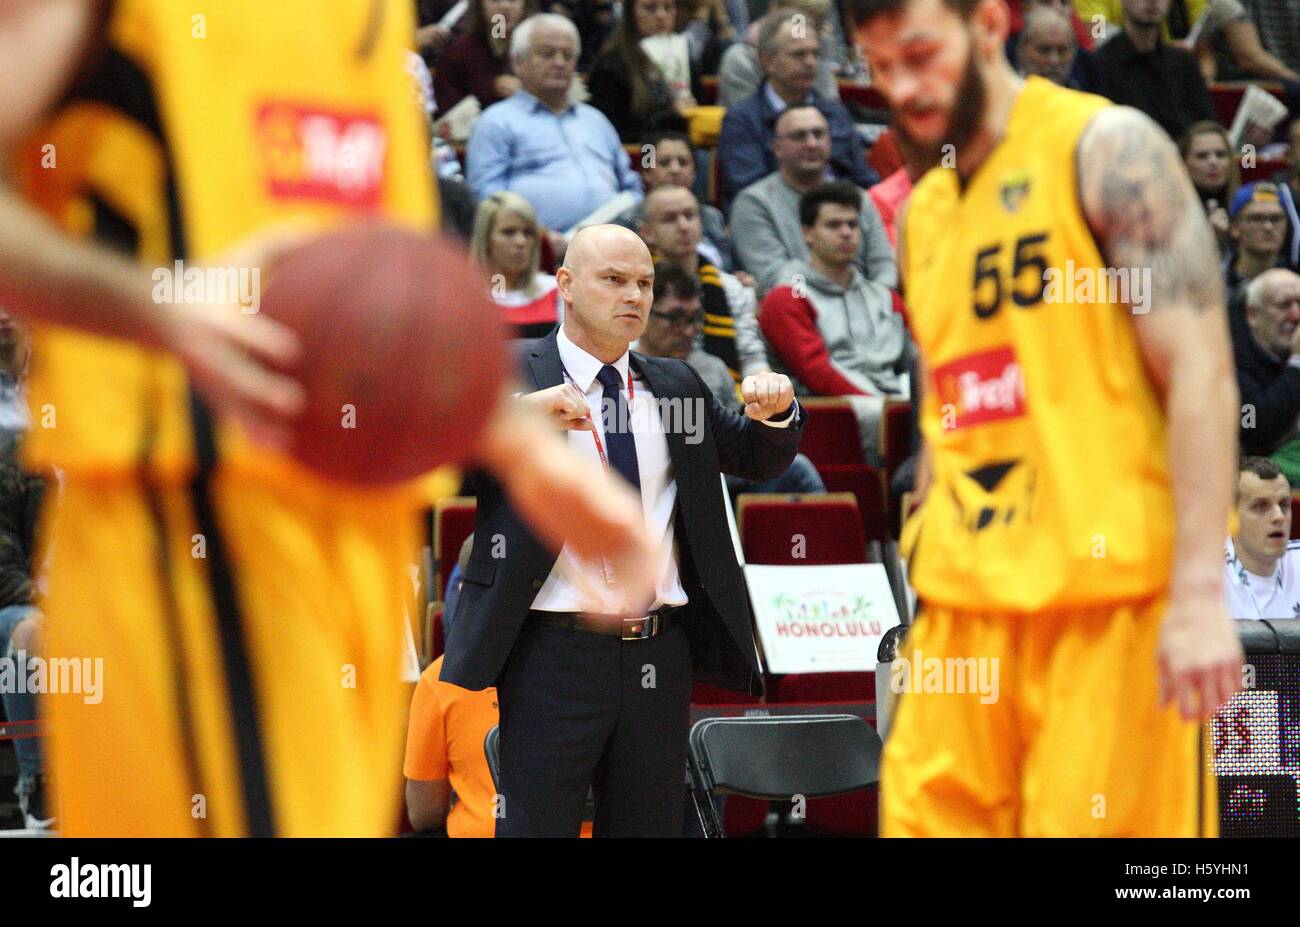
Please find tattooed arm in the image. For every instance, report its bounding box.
[1078,105,1242,720]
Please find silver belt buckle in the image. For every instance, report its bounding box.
[622,612,659,640]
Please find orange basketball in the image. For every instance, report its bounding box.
[261,225,506,485]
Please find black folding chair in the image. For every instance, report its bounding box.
[687,714,883,838]
[484,725,501,792]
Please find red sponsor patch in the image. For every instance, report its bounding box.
[931,345,1026,429]
[255,103,387,208]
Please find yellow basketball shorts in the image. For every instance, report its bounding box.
[39,470,420,836]
[881,599,1217,837]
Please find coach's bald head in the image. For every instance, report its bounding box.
[557,225,655,362]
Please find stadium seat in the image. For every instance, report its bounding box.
[433,497,477,602]
[691,681,759,705]
[738,494,878,705]
[773,673,873,702]
[816,464,888,546]
[699,75,717,105]
[880,398,913,482]
[736,492,867,565]
[796,397,865,467]
[687,714,883,837]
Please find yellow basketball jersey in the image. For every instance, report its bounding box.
[900,77,1173,612]
[14,0,438,488]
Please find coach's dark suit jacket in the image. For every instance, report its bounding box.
[441,328,805,697]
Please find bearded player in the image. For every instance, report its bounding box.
[854,0,1242,836]
[0,0,656,836]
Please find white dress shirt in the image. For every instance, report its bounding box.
[531,327,795,614]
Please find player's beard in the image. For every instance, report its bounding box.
[891,47,987,176]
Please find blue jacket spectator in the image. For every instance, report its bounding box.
[717,9,875,213]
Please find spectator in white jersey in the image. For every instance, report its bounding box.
[1225,456,1300,620]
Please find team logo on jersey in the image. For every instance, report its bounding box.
[999,170,1032,213]
[255,103,388,208]
[932,346,1026,430]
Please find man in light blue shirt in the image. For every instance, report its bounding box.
[467,14,643,235]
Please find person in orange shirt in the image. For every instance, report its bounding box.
[404,642,500,837]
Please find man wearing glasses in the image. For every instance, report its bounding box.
[1224,182,1294,295]
[717,9,877,212]
[731,105,897,294]
[637,263,825,496]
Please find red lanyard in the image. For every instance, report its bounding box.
[561,363,634,473]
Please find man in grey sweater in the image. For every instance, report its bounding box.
[758,181,913,464]
[731,105,896,295]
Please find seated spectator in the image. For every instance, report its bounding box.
[675,0,739,76]
[758,181,913,464]
[1207,0,1300,82]
[731,106,896,293]
[638,185,770,380]
[1224,182,1291,294]
[0,308,31,457]
[471,191,563,338]
[1079,0,1297,82]
[1012,0,1097,46]
[586,0,693,144]
[1093,0,1215,140]
[716,1,842,107]
[1269,115,1300,273]
[466,14,644,235]
[717,8,875,212]
[1178,121,1238,254]
[1233,268,1300,481]
[613,129,735,270]
[0,445,48,829]
[637,264,825,496]
[403,536,500,838]
[1013,5,1102,92]
[1224,456,1300,620]
[433,0,534,120]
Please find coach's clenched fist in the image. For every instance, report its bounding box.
[741,371,794,421]
[517,383,594,431]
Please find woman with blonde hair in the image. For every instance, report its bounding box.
[470,192,562,338]
[1178,121,1240,252]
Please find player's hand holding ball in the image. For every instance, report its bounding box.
[166,224,315,453]
[741,371,794,421]
[1157,592,1244,721]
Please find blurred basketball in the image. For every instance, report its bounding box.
[261,225,506,485]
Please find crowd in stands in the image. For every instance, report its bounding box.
[394,0,1300,834]
[1,0,1297,836]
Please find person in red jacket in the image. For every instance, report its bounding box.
[759,181,914,463]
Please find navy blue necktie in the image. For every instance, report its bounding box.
[596,364,641,497]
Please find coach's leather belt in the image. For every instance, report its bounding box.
[529,606,683,640]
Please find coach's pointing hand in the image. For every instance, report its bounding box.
[741,371,794,421]
[518,383,594,430]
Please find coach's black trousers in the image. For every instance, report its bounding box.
[495,619,694,837]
